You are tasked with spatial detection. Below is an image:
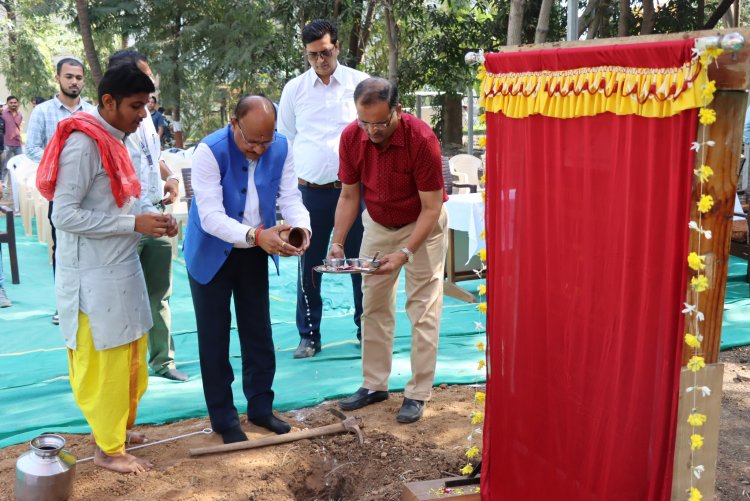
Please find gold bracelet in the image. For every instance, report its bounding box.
[331,242,344,249]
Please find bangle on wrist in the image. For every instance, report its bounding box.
[166,174,179,182]
[255,227,263,241]
[331,242,344,249]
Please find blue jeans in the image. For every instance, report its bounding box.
[296,185,364,341]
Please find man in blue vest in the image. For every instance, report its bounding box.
[184,95,311,443]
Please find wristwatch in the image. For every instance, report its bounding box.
[400,247,414,263]
[245,227,258,247]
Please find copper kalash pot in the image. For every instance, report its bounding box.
[15,434,76,501]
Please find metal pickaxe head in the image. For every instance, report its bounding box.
[328,408,365,445]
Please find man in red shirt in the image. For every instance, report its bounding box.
[1,96,23,184]
[329,77,448,424]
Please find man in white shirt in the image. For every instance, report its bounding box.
[278,19,369,359]
[107,49,186,382]
[184,95,311,443]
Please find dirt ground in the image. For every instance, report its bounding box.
[0,347,748,501]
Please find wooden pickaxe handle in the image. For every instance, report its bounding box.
[189,417,364,457]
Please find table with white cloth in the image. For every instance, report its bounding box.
[444,192,486,303]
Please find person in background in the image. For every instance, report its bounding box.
[184,95,310,443]
[41,62,177,473]
[278,19,369,358]
[1,95,23,185]
[26,57,96,325]
[107,49,186,382]
[148,96,167,141]
[331,78,448,424]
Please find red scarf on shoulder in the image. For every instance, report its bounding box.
[36,112,141,207]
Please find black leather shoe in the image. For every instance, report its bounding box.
[396,397,425,423]
[250,414,291,435]
[158,368,189,381]
[339,387,389,411]
[293,338,321,359]
[220,425,248,444]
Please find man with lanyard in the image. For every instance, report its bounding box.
[26,57,96,325]
[107,49,186,382]
[329,78,448,424]
[278,19,369,358]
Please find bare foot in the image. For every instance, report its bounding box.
[90,430,148,445]
[126,430,148,444]
[93,447,153,474]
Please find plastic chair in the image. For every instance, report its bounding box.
[449,154,482,194]
[8,157,38,235]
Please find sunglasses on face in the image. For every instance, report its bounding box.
[306,47,336,61]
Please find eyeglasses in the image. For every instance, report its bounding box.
[236,122,276,149]
[306,47,336,61]
[357,110,395,132]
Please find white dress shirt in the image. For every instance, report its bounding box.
[277,63,368,184]
[191,139,311,247]
[127,109,163,205]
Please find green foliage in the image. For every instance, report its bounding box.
[6,0,717,141]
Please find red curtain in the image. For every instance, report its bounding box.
[482,41,697,500]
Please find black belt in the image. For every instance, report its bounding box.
[298,178,342,189]
[383,223,410,230]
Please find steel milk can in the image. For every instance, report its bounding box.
[15,434,76,501]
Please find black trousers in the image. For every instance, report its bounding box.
[188,247,275,433]
[296,185,364,340]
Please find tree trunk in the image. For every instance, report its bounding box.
[577,0,602,38]
[640,0,655,34]
[0,0,17,69]
[75,0,103,86]
[535,0,554,43]
[121,32,129,49]
[507,0,526,45]
[172,11,183,148]
[359,0,376,64]
[441,95,463,146]
[697,0,704,28]
[618,0,629,36]
[346,0,364,68]
[383,0,398,84]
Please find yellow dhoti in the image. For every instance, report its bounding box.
[67,311,148,456]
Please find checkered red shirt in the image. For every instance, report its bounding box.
[338,113,447,227]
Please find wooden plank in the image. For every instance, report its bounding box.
[402,477,481,501]
[491,28,750,91]
[683,90,747,365]
[671,364,723,500]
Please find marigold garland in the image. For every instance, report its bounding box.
[683,43,723,501]
[459,107,488,477]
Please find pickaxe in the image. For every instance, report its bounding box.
[189,409,364,457]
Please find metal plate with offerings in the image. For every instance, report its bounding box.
[314,257,381,274]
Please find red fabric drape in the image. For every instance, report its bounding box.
[482,41,696,501]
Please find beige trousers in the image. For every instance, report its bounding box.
[359,206,448,401]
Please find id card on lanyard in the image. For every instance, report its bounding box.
[139,127,162,206]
